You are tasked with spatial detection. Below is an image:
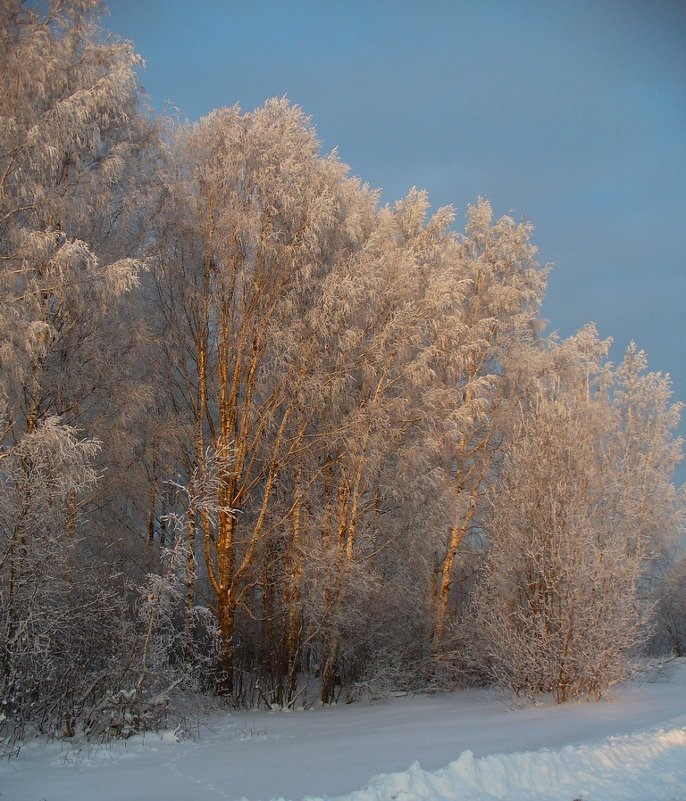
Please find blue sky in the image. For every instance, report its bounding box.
[105,0,686,478]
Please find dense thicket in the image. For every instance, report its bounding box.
[1,0,684,745]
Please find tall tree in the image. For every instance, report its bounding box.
[0,0,158,736]
[428,200,547,645]
[154,100,377,695]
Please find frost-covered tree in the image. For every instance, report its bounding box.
[153,100,379,697]
[2,0,683,732]
[605,343,684,560]
[0,0,162,740]
[654,553,686,655]
[305,190,461,701]
[0,419,100,735]
[0,0,156,535]
[427,200,547,646]
[472,328,683,701]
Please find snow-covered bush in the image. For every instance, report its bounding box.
[472,333,682,702]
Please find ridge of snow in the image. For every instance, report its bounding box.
[297,725,686,801]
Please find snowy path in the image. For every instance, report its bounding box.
[2,660,686,801]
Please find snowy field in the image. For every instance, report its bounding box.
[3,660,685,801]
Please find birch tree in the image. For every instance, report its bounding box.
[154,100,378,695]
[429,200,547,645]
[305,190,460,701]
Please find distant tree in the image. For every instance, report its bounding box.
[654,553,686,656]
[605,343,684,561]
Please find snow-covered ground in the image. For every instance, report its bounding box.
[3,660,685,801]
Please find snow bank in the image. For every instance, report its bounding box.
[4,661,686,801]
[302,726,686,801]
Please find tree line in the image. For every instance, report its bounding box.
[1,0,684,745]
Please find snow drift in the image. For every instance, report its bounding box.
[307,726,686,801]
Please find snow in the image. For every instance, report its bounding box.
[2,660,686,801]
[326,729,686,801]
